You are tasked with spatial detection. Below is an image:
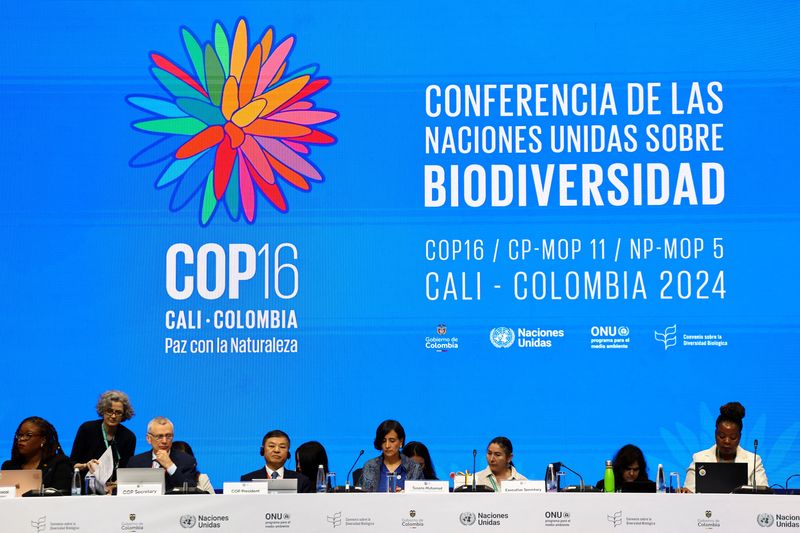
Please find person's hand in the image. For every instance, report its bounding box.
[74,459,99,473]
[104,481,116,495]
[677,487,693,494]
[154,450,174,470]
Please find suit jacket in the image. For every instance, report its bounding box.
[240,466,314,493]
[684,444,767,492]
[2,453,73,494]
[360,454,424,492]
[126,449,198,490]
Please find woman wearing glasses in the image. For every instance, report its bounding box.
[70,390,136,473]
[2,416,72,493]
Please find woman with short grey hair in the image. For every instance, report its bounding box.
[70,390,137,476]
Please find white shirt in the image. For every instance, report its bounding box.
[150,451,177,476]
[265,466,286,479]
[684,445,767,492]
[474,465,527,492]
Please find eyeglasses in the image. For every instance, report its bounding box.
[105,409,124,417]
[15,432,43,441]
[148,433,174,442]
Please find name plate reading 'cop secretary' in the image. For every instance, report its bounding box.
[404,480,449,493]
[117,483,163,496]
[0,486,16,498]
[223,482,271,495]
[500,480,546,493]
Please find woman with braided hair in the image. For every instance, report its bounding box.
[2,416,73,493]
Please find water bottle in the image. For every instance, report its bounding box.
[546,463,558,492]
[327,472,337,492]
[71,468,81,496]
[656,464,667,493]
[603,460,615,493]
[84,472,96,495]
[316,464,327,493]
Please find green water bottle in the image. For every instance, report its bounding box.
[604,460,615,493]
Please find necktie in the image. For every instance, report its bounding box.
[271,471,279,479]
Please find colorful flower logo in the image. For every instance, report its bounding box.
[127,19,338,225]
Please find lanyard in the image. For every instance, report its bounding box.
[101,424,121,461]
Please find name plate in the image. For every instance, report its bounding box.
[404,480,449,493]
[0,486,16,498]
[117,483,163,496]
[500,480,546,493]
[223,482,271,495]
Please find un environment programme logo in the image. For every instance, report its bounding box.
[654,324,677,350]
[489,326,515,348]
[127,18,338,226]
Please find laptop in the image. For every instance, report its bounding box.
[620,481,657,493]
[251,478,298,494]
[0,470,43,496]
[695,462,748,493]
[116,468,166,494]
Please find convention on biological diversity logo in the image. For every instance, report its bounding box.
[127,19,338,225]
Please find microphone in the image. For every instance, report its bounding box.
[558,462,585,492]
[785,474,800,493]
[345,449,364,491]
[752,439,759,493]
[472,449,477,491]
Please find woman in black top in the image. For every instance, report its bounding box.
[70,390,136,472]
[2,416,72,493]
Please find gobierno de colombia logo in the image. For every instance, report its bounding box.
[127,19,338,225]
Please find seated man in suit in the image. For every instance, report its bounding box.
[126,416,197,490]
[241,429,313,493]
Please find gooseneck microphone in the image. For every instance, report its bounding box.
[752,439,758,493]
[345,449,365,491]
[472,449,477,491]
[559,462,585,492]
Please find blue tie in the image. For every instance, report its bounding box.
[271,471,279,479]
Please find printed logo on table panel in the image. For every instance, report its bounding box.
[489,327,514,348]
[758,514,775,528]
[128,19,338,226]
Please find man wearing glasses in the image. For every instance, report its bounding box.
[127,416,197,490]
[241,429,313,492]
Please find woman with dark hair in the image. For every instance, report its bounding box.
[402,441,438,480]
[295,441,329,482]
[2,416,72,493]
[172,441,214,494]
[70,390,136,473]
[683,401,768,492]
[475,436,526,491]
[595,444,650,490]
[360,420,423,491]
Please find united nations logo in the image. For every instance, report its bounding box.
[489,327,514,348]
[459,512,476,526]
[179,515,197,528]
[757,514,775,527]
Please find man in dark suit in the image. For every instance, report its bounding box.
[126,416,197,491]
[241,429,313,493]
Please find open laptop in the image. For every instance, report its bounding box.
[695,462,748,493]
[0,470,43,496]
[117,468,166,494]
[251,478,298,494]
[620,481,657,493]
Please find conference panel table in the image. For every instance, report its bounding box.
[2,492,798,533]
